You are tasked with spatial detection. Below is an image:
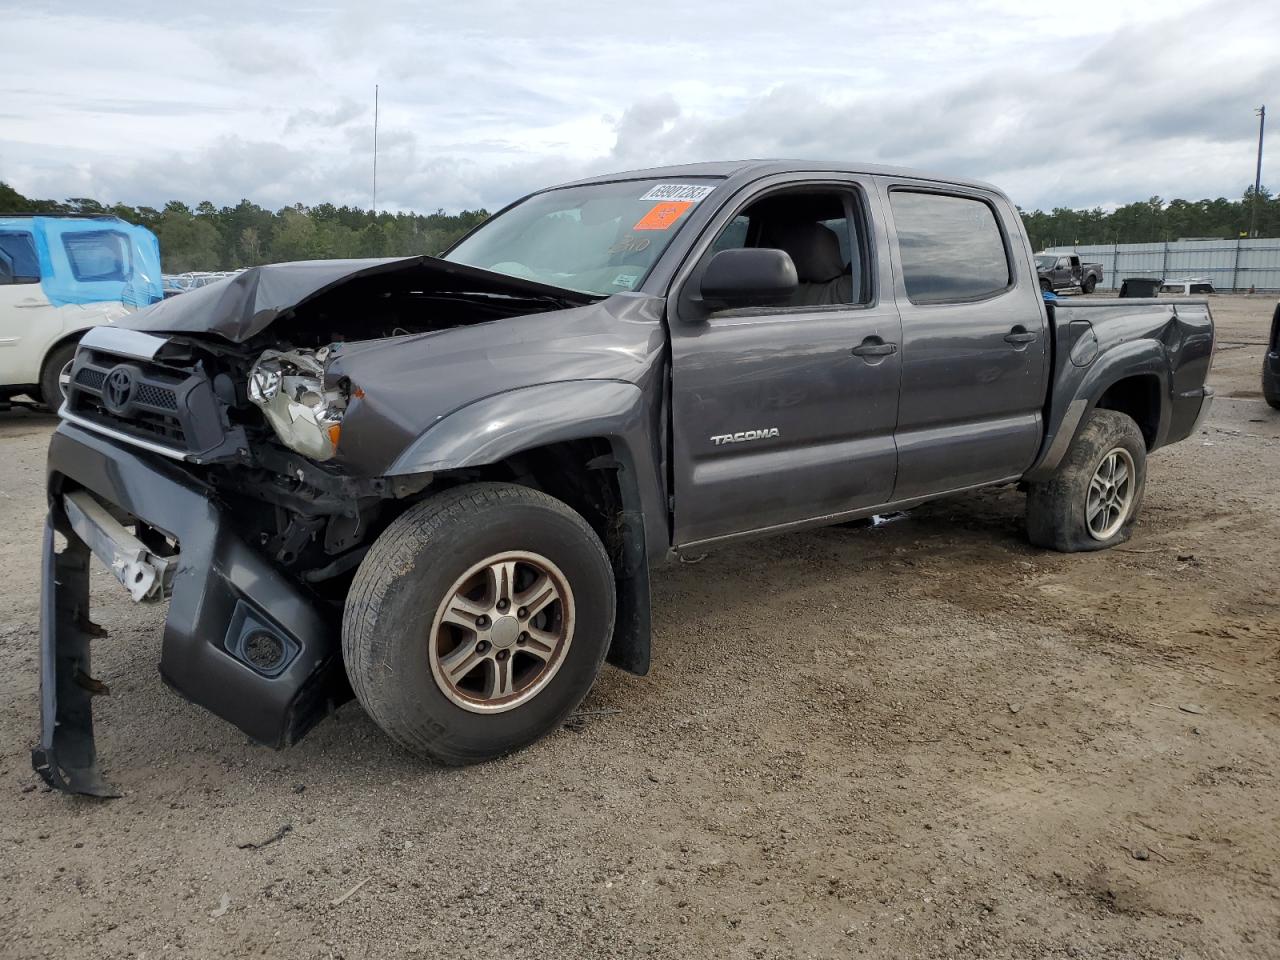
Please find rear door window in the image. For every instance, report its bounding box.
[889,191,1010,303]
[0,230,41,283]
[62,230,130,282]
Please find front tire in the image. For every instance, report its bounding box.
[39,341,79,410]
[342,482,616,764]
[1025,409,1147,552]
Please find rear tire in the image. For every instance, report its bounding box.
[39,341,79,410]
[1082,276,1097,294]
[342,482,616,764]
[1266,389,1280,412]
[1025,409,1147,552]
[1264,363,1280,410]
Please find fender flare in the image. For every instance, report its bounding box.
[1026,339,1170,481]
[387,379,647,474]
[386,379,664,676]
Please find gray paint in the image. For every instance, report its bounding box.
[35,159,1219,794]
[664,171,902,544]
[874,175,1049,502]
[88,159,1214,558]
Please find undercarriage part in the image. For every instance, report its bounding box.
[270,513,325,566]
[62,490,176,602]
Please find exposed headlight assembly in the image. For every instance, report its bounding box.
[248,346,348,461]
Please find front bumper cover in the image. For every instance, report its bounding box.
[33,423,348,796]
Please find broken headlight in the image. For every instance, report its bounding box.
[248,346,348,461]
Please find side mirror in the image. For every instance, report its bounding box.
[699,247,798,308]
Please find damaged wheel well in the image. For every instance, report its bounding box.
[419,437,651,675]
[1096,375,1161,449]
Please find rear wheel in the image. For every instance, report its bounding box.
[342,482,616,764]
[39,341,79,410]
[1264,363,1280,411]
[1082,276,1097,294]
[1025,409,1147,552]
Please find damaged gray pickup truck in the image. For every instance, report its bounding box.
[34,161,1216,795]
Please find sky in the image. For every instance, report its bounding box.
[0,0,1276,215]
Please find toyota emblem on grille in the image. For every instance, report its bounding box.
[103,366,137,413]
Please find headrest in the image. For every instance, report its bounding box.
[760,221,845,283]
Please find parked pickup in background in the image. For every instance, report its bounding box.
[34,160,1216,796]
[1036,253,1104,294]
[0,215,162,408]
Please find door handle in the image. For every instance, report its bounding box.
[1004,328,1038,345]
[851,338,898,358]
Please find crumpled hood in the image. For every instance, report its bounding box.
[121,255,594,343]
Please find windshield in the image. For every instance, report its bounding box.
[443,178,721,295]
[1035,255,1057,269]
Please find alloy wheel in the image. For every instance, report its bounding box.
[1086,447,1135,540]
[428,551,575,713]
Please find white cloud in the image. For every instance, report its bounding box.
[0,0,1272,214]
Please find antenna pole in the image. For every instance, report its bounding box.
[373,84,380,213]
[1250,105,1265,239]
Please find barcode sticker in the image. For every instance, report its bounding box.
[638,183,715,203]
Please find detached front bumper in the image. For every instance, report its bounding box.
[33,423,347,796]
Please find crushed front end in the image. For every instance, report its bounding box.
[34,326,382,795]
[32,256,602,795]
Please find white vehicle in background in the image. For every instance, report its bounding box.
[162,270,243,295]
[0,214,163,408]
[1160,277,1216,295]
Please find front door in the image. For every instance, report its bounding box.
[878,180,1049,502]
[669,180,902,547]
[0,228,54,387]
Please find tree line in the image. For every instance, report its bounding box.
[0,182,489,273]
[1022,187,1277,250]
[2,180,1275,273]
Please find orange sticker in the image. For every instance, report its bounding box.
[633,200,693,231]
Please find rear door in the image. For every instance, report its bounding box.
[877,180,1049,501]
[668,176,902,547]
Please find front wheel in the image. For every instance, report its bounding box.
[1025,409,1147,552]
[39,341,79,410]
[342,482,616,764]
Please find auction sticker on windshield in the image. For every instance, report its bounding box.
[633,201,693,231]
[639,183,715,203]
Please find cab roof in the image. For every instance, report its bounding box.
[552,159,1004,198]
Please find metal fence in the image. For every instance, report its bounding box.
[1041,238,1280,292]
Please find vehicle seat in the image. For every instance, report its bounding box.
[759,221,852,307]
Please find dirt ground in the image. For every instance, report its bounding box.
[1,295,1277,960]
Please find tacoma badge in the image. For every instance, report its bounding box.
[710,428,780,446]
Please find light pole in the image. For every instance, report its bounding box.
[1249,105,1265,239]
